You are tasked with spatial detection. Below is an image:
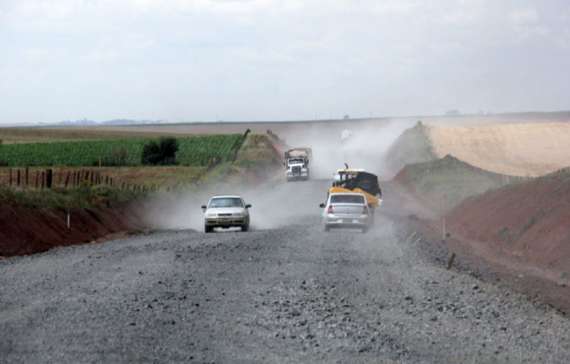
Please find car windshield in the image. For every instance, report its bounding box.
[330,195,365,204]
[209,197,244,208]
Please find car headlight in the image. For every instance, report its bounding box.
[206,213,217,218]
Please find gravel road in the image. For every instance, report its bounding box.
[1,181,570,363]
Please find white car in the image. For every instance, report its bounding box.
[202,195,251,233]
[320,192,371,233]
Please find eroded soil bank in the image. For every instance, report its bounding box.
[0,203,146,257]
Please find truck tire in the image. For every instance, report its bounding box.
[241,224,249,232]
[205,225,213,233]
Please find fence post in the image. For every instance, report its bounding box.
[25,167,29,188]
[16,169,21,187]
[35,171,40,189]
[46,169,53,189]
[64,171,70,188]
[8,168,12,187]
[41,171,45,189]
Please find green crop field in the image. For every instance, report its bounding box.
[0,135,245,167]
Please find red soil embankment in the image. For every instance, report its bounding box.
[0,203,146,256]
[446,168,570,274]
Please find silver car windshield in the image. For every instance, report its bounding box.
[209,198,244,208]
[330,195,365,204]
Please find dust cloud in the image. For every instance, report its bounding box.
[143,179,329,231]
[277,119,417,179]
[143,119,416,231]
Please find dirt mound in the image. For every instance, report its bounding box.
[385,121,436,175]
[446,168,570,273]
[393,155,522,214]
[387,121,570,177]
[0,203,145,256]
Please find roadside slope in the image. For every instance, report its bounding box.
[446,168,570,274]
[0,202,145,256]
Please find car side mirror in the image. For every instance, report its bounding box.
[319,203,325,208]
[245,204,252,209]
[201,205,207,210]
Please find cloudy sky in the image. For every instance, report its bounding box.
[0,0,569,124]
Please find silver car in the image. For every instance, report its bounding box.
[202,195,251,233]
[320,192,371,233]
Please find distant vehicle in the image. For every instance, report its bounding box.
[320,192,371,233]
[329,168,382,212]
[201,195,251,233]
[285,147,312,181]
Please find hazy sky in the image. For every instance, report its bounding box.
[1,0,569,124]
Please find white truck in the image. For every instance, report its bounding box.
[285,148,312,182]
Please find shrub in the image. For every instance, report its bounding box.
[158,137,179,165]
[142,137,179,165]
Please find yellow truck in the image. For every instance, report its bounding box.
[329,168,382,210]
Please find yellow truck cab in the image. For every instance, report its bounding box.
[329,169,382,209]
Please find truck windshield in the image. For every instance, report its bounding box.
[289,158,305,164]
[209,198,244,208]
[330,195,365,204]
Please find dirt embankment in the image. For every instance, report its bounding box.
[386,122,436,175]
[389,134,570,312]
[201,133,284,186]
[387,121,570,177]
[0,203,146,257]
[393,155,523,215]
[446,168,570,275]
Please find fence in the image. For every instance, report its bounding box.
[0,167,158,193]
